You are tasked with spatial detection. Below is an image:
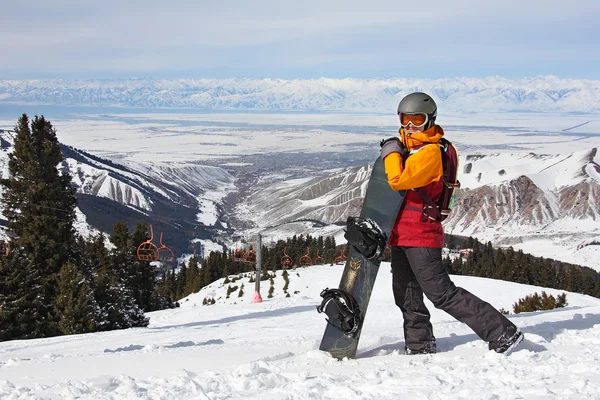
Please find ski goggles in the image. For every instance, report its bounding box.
[399,112,428,128]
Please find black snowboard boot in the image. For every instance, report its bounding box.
[489,326,524,354]
[405,341,437,355]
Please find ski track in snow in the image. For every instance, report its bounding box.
[1,264,599,399]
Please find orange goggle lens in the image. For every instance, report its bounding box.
[400,113,427,127]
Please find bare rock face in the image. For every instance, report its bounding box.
[559,183,600,220]
[446,175,559,230]
[238,147,600,270]
[240,164,372,228]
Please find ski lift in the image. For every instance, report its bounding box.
[0,232,10,257]
[157,232,175,263]
[334,250,346,264]
[136,224,159,261]
[299,247,312,267]
[233,246,246,262]
[281,247,293,268]
[244,245,257,264]
[314,249,324,265]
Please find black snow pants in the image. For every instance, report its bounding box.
[391,246,516,352]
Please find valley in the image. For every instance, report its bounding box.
[1,109,599,270]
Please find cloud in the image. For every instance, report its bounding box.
[1,0,598,78]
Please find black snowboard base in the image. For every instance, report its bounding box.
[318,156,405,360]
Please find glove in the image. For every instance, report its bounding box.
[380,137,407,160]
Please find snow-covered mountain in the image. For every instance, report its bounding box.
[2,111,599,268]
[0,129,236,255]
[1,76,600,112]
[1,263,599,399]
[236,165,371,229]
[236,147,600,270]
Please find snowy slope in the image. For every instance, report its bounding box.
[1,264,599,399]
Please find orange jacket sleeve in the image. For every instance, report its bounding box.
[384,144,443,191]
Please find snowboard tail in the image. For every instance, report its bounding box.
[318,156,405,360]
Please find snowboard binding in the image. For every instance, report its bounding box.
[316,288,362,337]
[344,217,388,260]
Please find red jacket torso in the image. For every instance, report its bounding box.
[389,179,444,248]
[384,126,446,248]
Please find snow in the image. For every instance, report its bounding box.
[1,264,599,399]
[188,239,225,259]
[1,76,600,113]
[2,109,599,269]
[196,199,219,226]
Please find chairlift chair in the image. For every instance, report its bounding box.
[299,247,312,267]
[157,232,175,263]
[233,246,246,263]
[314,249,324,265]
[244,246,257,264]
[334,250,346,264]
[281,247,293,268]
[136,224,159,261]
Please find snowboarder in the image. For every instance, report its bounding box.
[379,92,523,354]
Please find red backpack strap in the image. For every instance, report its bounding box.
[414,188,442,221]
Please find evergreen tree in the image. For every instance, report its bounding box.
[184,257,202,296]
[131,222,160,311]
[566,266,584,293]
[450,255,464,275]
[0,114,78,339]
[176,261,188,298]
[89,223,149,330]
[166,268,177,301]
[554,266,566,290]
[446,235,456,250]
[54,262,98,335]
[0,255,46,340]
[268,276,274,298]
[537,261,556,289]
[581,273,596,296]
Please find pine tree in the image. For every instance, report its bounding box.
[0,256,46,340]
[184,257,202,296]
[129,222,159,311]
[0,114,78,339]
[446,235,456,250]
[176,261,188,298]
[451,256,463,275]
[566,266,584,293]
[282,269,289,293]
[581,273,596,296]
[54,262,98,335]
[87,223,149,330]
[268,277,275,298]
[537,262,555,288]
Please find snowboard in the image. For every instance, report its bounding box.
[318,155,405,360]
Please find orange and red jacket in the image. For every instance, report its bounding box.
[383,125,445,248]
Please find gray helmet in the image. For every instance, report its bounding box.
[397,92,437,130]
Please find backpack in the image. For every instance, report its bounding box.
[414,138,460,222]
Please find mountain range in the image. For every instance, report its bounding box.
[0,129,235,257]
[1,76,600,113]
[1,111,599,270]
[237,148,600,270]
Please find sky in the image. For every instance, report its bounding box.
[1,0,599,80]
[1,263,599,399]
